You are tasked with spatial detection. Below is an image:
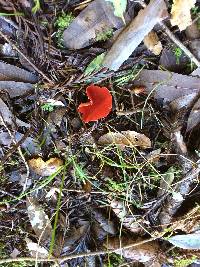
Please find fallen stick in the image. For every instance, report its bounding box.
[102,0,200,71]
[102,0,168,71]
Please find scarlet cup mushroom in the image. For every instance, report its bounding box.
[78,85,112,123]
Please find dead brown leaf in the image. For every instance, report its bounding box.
[98,130,151,148]
[110,199,144,233]
[63,0,124,49]
[0,81,34,98]
[105,236,163,265]
[144,31,162,55]
[133,69,200,103]
[185,21,200,40]
[28,157,63,176]
[171,206,200,233]
[0,98,30,128]
[92,209,117,235]
[0,61,38,83]
[189,39,200,60]
[46,107,66,133]
[170,0,196,31]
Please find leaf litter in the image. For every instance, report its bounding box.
[1,0,200,266]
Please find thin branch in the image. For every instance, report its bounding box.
[160,22,200,68]
[0,29,54,84]
[136,0,200,68]
[0,237,157,265]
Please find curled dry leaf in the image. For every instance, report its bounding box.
[144,31,162,55]
[78,85,112,123]
[105,236,162,265]
[98,130,151,148]
[170,0,197,31]
[28,157,63,176]
[26,197,52,245]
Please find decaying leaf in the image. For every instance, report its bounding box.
[171,207,200,233]
[105,236,162,265]
[189,39,200,60]
[105,0,127,23]
[185,21,200,40]
[61,223,90,252]
[157,167,175,197]
[98,130,151,148]
[133,69,200,103]
[63,0,124,49]
[186,98,200,132]
[28,157,63,176]
[168,232,200,249]
[0,131,41,155]
[159,47,189,73]
[92,209,117,235]
[0,98,30,128]
[0,81,34,98]
[102,0,168,70]
[170,0,197,31]
[0,61,38,83]
[46,107,66,133]
[110,199,144,233]
[144,31,162,55]
[25,237,49,258]
[26,197,52,245]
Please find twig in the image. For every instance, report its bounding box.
[160,22,200,68]
[0,236,157,265]
[136,0,200,68]
[0,29,54,84]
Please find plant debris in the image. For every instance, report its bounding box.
[1,0,200,266]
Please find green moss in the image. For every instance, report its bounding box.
[54,12,75,47]
[174,256,197,267]
[105,253,124,267]
[173,46,183,64]
[96,28,113,42]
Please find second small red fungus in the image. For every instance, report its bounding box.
[78,84,112,123]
